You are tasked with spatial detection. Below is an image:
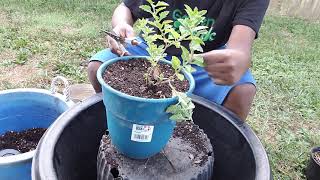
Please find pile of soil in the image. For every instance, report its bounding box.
[173,121,212,165]
[0,128,47,153]
[314,151,320,164]
[103,58,189,99]
[97,122,213,180]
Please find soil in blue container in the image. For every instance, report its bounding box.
[103,58,189,98]
[0,128,47,153]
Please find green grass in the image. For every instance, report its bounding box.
[0,1,320,179]
[249,16,320,179]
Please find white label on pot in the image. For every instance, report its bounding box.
[131,124,154,143]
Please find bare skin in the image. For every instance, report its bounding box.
[88,4,256,121]
[200,25,257,120]
[88,3,134,93]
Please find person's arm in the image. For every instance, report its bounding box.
[202,25,255,85]
[107,3,135,55]
[201,0,269,85]
[111,3,134,28]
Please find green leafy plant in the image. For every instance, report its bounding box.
[136,0,213,121]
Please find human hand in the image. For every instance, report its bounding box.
[200,49,251,85]
[106,23,135,56]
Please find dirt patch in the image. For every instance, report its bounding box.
[104,58,189,99]
[0,128,47,153]
[0,64,37,85]
[0,10,10,26]
[0,49,16,62]
[60,26,79,35]
[0,53,53,89]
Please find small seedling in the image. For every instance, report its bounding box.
[136,0,213,121]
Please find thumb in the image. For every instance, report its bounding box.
[196,50,226,65]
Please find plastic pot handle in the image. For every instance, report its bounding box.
[50,76,71,102]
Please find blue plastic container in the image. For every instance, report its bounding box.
[0,88,73,180]
[97,56,195,159]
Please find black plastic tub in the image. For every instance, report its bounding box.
[32,94,272,180]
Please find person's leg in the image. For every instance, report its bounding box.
[88,61,104,93]
[87,37,149,93]
[222,83,256,120]
[88,49,118,93]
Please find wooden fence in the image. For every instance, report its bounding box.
[269,0,320,20]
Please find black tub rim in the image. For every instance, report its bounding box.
[190,95,271,180]
[32,94,103,180]
[32,94,271,180]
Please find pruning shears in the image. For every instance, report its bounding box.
[102,30,141,56]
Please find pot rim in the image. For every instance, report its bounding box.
[0,88,73,164]
[96,55,195,102]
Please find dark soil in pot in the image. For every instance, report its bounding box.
[0,128,47,154]
[103,58,189,98]
[97,122,214,180]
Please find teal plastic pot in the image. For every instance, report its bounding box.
[0,88,73,180]
[97,56,195,159]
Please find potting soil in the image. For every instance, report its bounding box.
[103,58,189,99]
[0,128,47,153]
[97,122,214,180]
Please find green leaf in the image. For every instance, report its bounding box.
[168,29,180,39]
[173,41,181,48]
[181,46,190,63]
[146,0,154,5]
[163,20,173,25]
[176,73,184,81]
[155,7,166,14]
[188,101,196,109]
[139,5,152,14]
[156,1,169,7]
[199,10,207,16]
[190,41,203,52]
[159,11,169,21]
[192,37,205,45]
[192,56,205,67]
[166,105,180,114]
[159,73,164,81]
[171,56,180,70]
[170,113,186,122]
[184,4,193,17]
[177,18,188,28]
[184,65,193,73]
[167,90,195,122]
[179,25,188,35]
[194,26,208,31]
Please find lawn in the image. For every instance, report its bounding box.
[0,0,319,179]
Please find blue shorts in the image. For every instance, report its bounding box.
[90,37,256,105]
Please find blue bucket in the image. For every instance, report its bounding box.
[97,56,195,159]
[0,88,73,180]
